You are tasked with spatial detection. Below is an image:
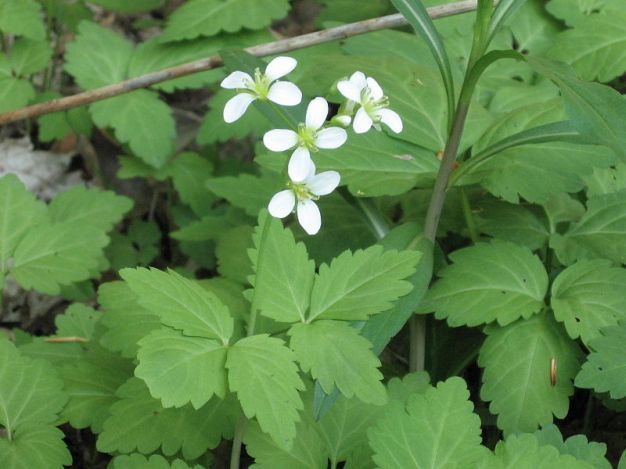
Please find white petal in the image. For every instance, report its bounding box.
[349,71,367,89]
[366,77,384,100]
[306,171,340,196]
[223,93,256,123]
[306,97,329,130]
[297,199,322,235]
[267,81,302,106]
[315,127,347,149]
[265,56,297,82]
[337,80,362,103]
[268,190,296,218]
[288,147,313,183]
[353,107,373,134]
[263,129,298,152]
[333,114,352,127]
[378,108,403,133]
[220,71,253,89]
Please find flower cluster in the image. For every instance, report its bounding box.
[221,57,402,235]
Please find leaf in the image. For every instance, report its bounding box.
[11,221,109,295]
[0,0,45,40]
[584,163,626,197]
[0,426,71,469]
[576,323,626,399]
[0,175,47,270]
[98,281,162,358]
[289,321,386,404]
[8,38,52,76]
[478,314,583,435]
[54,303,100,339]
[553,191,626,264]
[423,241,548,327]
[97,378,235,458]
[551,259,626,345]
[368,377,484,469]
[206,171,284,217]
[546,0,608,26]
[160,0,290,42]
[64,21,134,89]
[120,267,234,343]
[507,0,561,55]
[249,212,315,323]
[89,0,163,13]
[548,12,626,83]
[226,334,305,448]
[111,454,205,469]
[49,185,133,231]
[169,152,215,217]
[534,424,611,469]
[308,245,420,322]
[0,76,35,113]
[90,90,176,168]
[136,328,228,409]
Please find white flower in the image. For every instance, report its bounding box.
[263,97,347,181]
[221,56,302,123]
[337,71,403,134]
[268,156,340,235]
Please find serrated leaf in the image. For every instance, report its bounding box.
[54,303,100,339]
[0,426,71,469]
[161,0,290,42]
[64,21,134,89]
[250,212,315,323]
[8,38,52,76]
[546,0,607,26]
[576,322,626,399]
[289,321,386,404]
[368,377,484,469]
[120,267,234,343]
[507,0,561,55]
[206,171,284,217]
[11,222,109,295]
[0,175,47,269]
[478,314,583,435]
[216,225,254,284]
[534,424,611,469]
[0,0,45,40]
[98,281,162,358]
[168,152,214,217]
[136,328,228,409]
[112,454,205,469]
[89,0,163,13]
[584,163,626,197]
[0,76,35,113]
[90,90,175,168]
[551,259,626,345]
[97,378,234,458]
[308,245,420,322]
[548,12,626,83]
[423,241,548,327]
[226,334,304,448]
[49,185,133,231]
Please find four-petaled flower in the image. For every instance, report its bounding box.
[268,157,340,235]
[263,97,348,181]
[337,71,403,134]
[221,56,302,123]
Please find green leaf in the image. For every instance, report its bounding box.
[161,0,290,42]
[54,303,100,339]
[289,321,386,404]
[112,454,205,469]
[216,225,254,284]
[90,90,175,168]
[423,241,548,327]
[478,314,583,435]
[0,76,35,113]
[548,12,626,83]
[64,21,134,89]
[49,185,133,231]
[11,222,109,295]
[8,38,52,76]
[206,171,284,217]
[250,212,315,323]
[389,0,455,130]
[534,424,611,469]
[136,328,228,409]
[98,378,234,458]
[0,426,71,469]
[226,335,305,448]
[553,191,626,264]
[0,0,45,40]
[89,0,163,13]
[551,259,626,345]
[368,377,484,469]
[309,245,420,322]
[98,281,162,358]
[0,175,47,270]
[576,323,626,399]
[584,163,626,197]
[546,0,608,26]
[61,345,134,433]
[120,267,234,343]
[507,0,561,55]
[169,152,215,217]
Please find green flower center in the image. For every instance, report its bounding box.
[296,123,318,150]
[244,68,272,99]
[361,88,390,120]
[288,181,318,201]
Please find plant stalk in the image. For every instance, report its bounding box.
[460,188,480,243]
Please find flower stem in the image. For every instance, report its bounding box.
[409,315,426,372]
[460,188,479,243]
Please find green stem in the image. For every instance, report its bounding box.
[268,100,298,131]
[460,188,479,243]
[409,315,426,372]
[229,213,272,469]
[0,34,7,53]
